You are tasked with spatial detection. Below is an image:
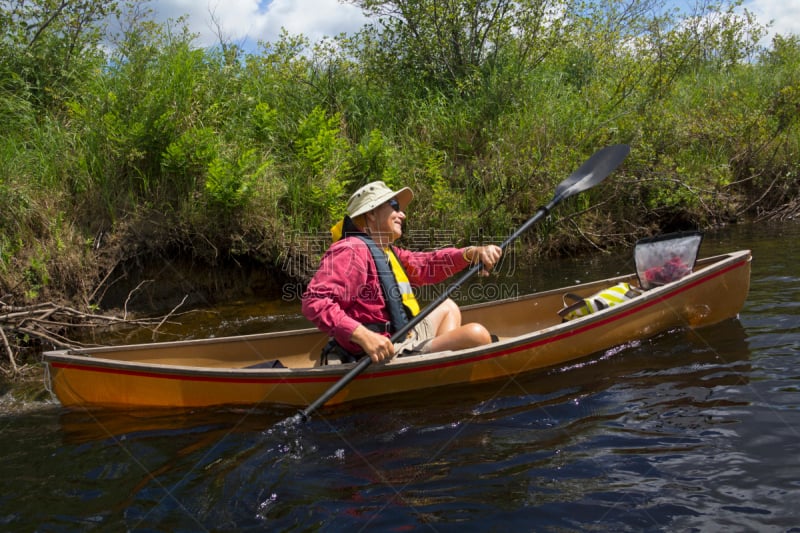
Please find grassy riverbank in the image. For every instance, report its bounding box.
[2,1,799,374]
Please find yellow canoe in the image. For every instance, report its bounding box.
[44,250,751,410]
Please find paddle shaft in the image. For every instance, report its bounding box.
[293,144,630,422]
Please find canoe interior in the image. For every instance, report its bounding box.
[54,252,745,371]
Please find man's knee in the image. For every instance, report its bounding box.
[463,322,491,346]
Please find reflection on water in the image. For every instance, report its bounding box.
[2,221,800,530]
[76,298,310,347]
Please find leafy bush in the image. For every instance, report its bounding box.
[2,0,799,308]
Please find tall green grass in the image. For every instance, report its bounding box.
[1,1,798,308]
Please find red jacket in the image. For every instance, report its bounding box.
[302,237,469,353]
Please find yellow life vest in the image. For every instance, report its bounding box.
[558,282,641,321]
[386,248,420,317]
[330,218,345,242]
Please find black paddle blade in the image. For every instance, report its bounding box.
[553,144,630,202]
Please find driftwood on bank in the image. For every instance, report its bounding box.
[0,296,187,378]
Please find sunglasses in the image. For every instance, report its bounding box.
[387,198,401,212]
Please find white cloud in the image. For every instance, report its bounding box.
[147,0,371,50]
[146,0,797,52]
[744,0,800,43]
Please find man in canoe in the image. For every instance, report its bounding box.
[302,181,503,364]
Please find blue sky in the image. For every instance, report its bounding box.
[147,0,798,51]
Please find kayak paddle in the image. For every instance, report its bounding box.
[286,143,631,424]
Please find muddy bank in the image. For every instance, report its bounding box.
[96,253,298,315]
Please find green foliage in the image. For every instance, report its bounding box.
[162,128,218,176]
[0,0,118,112]
[352,129,389,182]
[251,102,280,142]
[0,179,26,273]
[295,107,349,176]
[425,150,453,213]
[280,106,353,228]
[205,148,268,211]
[2,0,800,306]
[762,35,800,132]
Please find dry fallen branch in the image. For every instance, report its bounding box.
[0,326,19,377]
[0,298,186,379]
[151,294,188,340]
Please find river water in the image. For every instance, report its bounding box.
[1,221,798,531]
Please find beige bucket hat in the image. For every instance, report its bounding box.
[346,181,413,218]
